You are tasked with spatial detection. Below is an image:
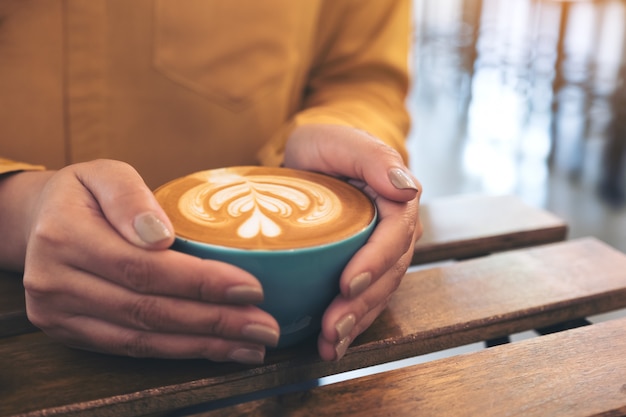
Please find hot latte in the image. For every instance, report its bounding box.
[154,166,375,250]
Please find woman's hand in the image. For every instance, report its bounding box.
[16,160,280,363]
[284,124,423,361]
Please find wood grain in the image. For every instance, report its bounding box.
[203,317,626,417]
[413,194,567,264]
[2,237,626,417]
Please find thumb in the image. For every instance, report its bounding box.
[74,159,175,249]
[284,124,421,202]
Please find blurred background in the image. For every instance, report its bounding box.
[407,0,626,254]
[320,0,626,380]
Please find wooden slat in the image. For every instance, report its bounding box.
[2,237,626,417]
[413,194,567,264]
[0,194,568,339]
[205,317,626,417]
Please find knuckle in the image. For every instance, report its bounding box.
[384,146,404,162]
[372,139,403,162]
[29,216,70,249]
[382,293,394,310]
[129,297,163,331]
[413,215,424,242]
[199,341,231,362]
[400,205,421,252]
[24,305,51,330]
[395,239,414,277]
[400,225,414,254]
[116,256,154,293]
[24,298,64,334]
[405,206,418,230]
[84,159,138,178]
[22,272,54,300]
[352,285,378,314]
[392,260,409,286]
[23,274,60,330]
[196,272,213,301]
[205,310,229,336]
[404,202,419,229]
[122,332,154,358]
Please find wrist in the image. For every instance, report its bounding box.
[0,170,55,271]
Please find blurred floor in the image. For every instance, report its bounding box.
[407,0,626,255]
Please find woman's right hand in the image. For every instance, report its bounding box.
[15,159,279,364]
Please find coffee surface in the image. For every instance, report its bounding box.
[154,166,375,250]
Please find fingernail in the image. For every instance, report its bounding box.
[134,213,172,244]
[241,324,280,347]
[226,285,264,304]
[389,168,419,191]
[335,337,351,360]
[228,348,265,365]
[335,314,356,340]
[349,272,372,298]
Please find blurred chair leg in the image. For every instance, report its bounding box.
[485,336,511,348]
[535,318,592,335]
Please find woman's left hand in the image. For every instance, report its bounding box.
[284,124,423,361]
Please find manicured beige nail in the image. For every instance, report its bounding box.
[335,337,351,361]
[226,285,264,304]
[134,213,172,244]
[228,348,265,365]
[241,324,280,347]
[389,168,419,191]
[349,272,372,298]
[335,314,356,340]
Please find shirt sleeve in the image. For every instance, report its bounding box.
[0,158,45,176]
[258,0,412,166]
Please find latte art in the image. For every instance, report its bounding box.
[154,167,375,250]
[180,175,340,240]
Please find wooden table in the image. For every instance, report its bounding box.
[412,194,567,263]
[7,194,623,417]
[205,316,626,417]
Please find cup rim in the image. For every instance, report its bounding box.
[173,207,378,255]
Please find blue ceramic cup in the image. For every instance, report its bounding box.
[154,166,376,347]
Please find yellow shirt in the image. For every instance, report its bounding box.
[0,0,411,189]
